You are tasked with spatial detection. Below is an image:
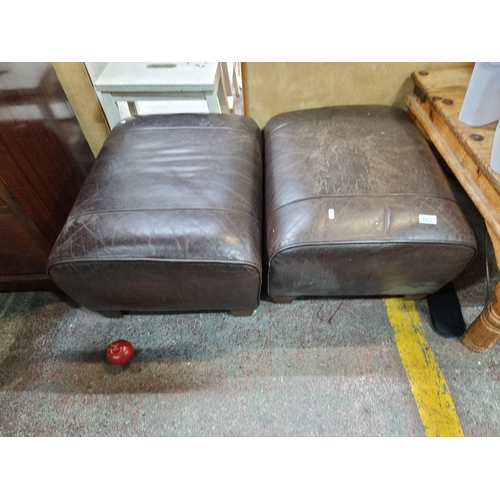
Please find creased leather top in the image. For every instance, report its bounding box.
[264,105,477,258]
[48,114,263,269]
[265,105,455,209]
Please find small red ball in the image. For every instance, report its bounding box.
[106,339,135,365]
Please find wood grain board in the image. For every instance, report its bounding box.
[411,68,497,184]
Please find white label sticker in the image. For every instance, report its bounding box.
[419,214,437,225]
[328,208,335,219]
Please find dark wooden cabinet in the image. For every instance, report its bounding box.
[0,62,94,291]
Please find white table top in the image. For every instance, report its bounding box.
[94,62,219,92]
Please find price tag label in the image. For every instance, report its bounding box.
[419,214,437,225]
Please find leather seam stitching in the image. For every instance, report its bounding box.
[64,207,262,230]
[265,194,461,221]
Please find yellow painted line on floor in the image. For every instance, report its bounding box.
[384,297,464,437]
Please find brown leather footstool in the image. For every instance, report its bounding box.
[264,105,477,302]
[47,114,263,315]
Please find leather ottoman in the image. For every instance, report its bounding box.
[47,114,263,315]
[264,105,477,302]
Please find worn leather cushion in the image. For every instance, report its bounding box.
[47,114,263,312]
[265,105,477,298]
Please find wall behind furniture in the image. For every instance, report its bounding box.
[243,62,474,129]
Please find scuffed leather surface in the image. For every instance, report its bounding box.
[265,105,477,298]
[48,114,263,312]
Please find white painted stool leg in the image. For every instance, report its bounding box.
[220,62,233,97]
[217,77,230,114]
[102,92,122,129]
[205,91,221,113]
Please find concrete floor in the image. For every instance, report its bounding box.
[1,177,500,437]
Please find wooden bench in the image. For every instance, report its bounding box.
[405,66,500,352]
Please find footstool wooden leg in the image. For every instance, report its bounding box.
[463,283,500,353]
[231,309,255,317]
[272,297,295,304]
[98,311,124,319]
[404,293,428,301]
